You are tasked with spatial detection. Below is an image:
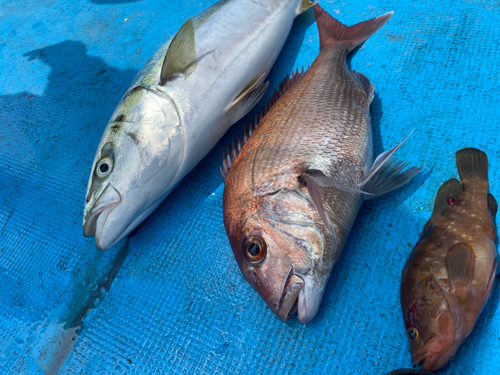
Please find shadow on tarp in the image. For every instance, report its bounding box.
[0,40,137,373]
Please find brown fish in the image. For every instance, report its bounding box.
[400,148,498,371]
[222,5,421,323]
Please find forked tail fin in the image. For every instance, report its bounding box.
[314,4,393,52]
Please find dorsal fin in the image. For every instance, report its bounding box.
[431,178,463,219]
[353,70,374,104]
[489,193,497,220]
[420,178,463,237]
[220,68,306,182]
[160,17,198,85]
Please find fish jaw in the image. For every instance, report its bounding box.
[411,338,444,370]
[93,191,166,251]
[277,274,304,321]
[274,272,330,323]
[297,273,330,323]
[411,334,458,372]
[83,183,122,238]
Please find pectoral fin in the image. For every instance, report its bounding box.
[302,169,370,233]
[446,243,475,289]
[360,132,422,199]
[304,169,371,195]
[225,73,269,123]
[302,171,333,233]
[160,17,198,85]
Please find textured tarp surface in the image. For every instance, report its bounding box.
[1,0,499,373]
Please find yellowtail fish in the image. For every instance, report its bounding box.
[83,0,317,250]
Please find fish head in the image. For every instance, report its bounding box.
[402,276,467,371]
[224,186,336,323]
[83,86,183,250]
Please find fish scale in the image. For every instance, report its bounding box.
[223,5,421,323]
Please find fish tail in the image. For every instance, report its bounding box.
[455,148,488,185]
[314,4,393,52]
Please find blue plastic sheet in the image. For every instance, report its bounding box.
[1,0,499,373]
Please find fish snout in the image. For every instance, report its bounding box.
[411,338,446,371]
[83,184,122,240]
[277,274,304,321]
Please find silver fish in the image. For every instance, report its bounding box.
[83,0,316,250]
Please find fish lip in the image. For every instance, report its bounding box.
[411,337,442,369]
[83,184,122,238]
[277,273,304,321]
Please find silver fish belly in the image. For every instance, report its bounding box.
[83,0,316,250]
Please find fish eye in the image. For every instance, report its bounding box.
[243,235,267,265]
[96,157,113,178]
[407,327,419,341]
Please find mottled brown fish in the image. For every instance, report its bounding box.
[222,5,421,323]
[400,148,498,371]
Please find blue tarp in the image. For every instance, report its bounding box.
[1,0,499,373]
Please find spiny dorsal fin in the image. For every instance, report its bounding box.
[489,193,497,219]
[297,0,317,15]
[220,68,306,182]
[160,17,198,85]
[455,147,488,182]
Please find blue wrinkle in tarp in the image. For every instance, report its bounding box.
[0,0,499,374]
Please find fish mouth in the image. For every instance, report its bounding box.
[277,274,304,321]
[411,337,444,371]
[83,184,122,239]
